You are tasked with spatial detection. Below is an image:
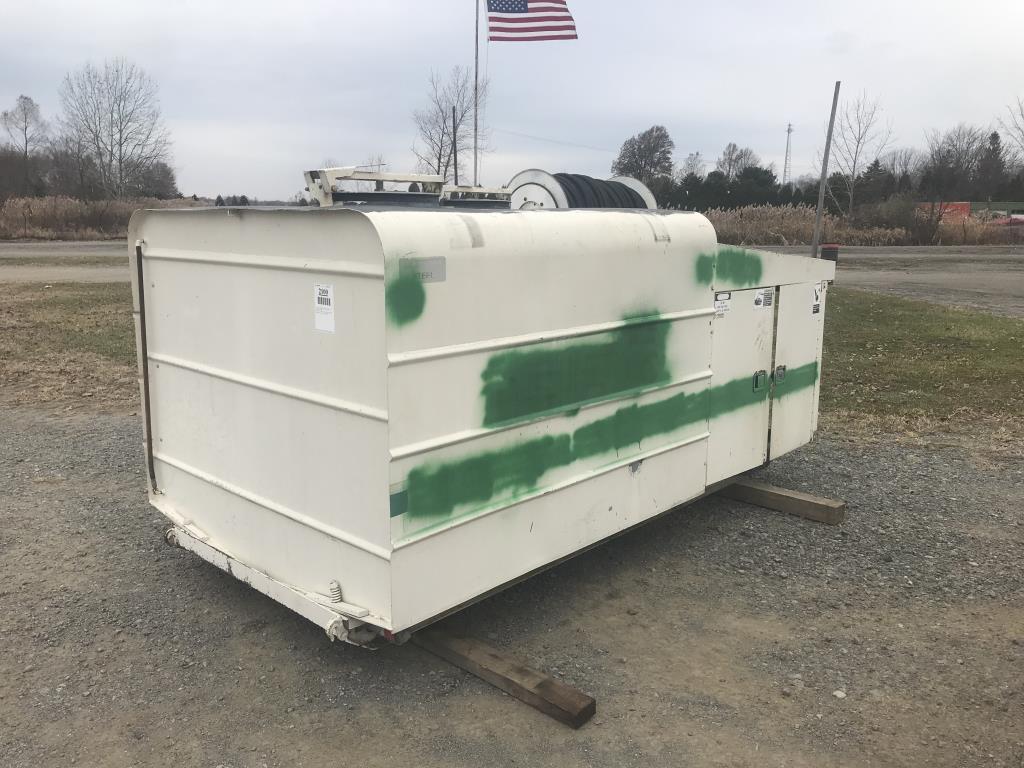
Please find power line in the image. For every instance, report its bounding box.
[491,127,616,154]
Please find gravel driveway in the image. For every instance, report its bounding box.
[0,241,127,283]
[2,406,1021,768]
[773,245,1024,317]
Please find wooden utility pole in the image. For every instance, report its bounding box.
[453,105,460,187]
[473,0,480,187]
[811,81,841,259]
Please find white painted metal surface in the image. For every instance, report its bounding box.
[770,280,829,459]
[706,287,774,486]
[129,206,834,640]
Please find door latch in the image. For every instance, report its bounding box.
[753,370,768,391]
[774,365,787,383]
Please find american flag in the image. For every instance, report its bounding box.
[486,0,578,42]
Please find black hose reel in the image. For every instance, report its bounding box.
[505,169,657,210]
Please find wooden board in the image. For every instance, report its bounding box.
[412,628,596,728]
[718,478,847,525]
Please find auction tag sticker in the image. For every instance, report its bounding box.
[812,282,823,314]
[754,287,774,308]
[714,291,732,317]
[314,283,335,333]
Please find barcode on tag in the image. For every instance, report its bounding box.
[314,283,335,333]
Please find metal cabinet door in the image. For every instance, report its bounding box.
[769,281,827,459]
[706,287,776,485]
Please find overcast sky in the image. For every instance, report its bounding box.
[3,1,1022,199]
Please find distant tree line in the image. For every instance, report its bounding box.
[612,96,1024,221]
[0,58,180,203]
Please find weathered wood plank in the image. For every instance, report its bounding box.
[412,628,596,728]
[718,478,847,525]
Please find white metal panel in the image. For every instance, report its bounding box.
[149,363,389,547]
[709,245,835,292]
[130,208,394,623]
[386,313,713,468]
[135,211,386,412]
[378,209,717,553]
[128,204,834,637]
[152,463,392,626]
[389,372,712,544]
[389,435,708,630]
[370,208,718,355]
[770,281,828,459]
[706,288,775,485]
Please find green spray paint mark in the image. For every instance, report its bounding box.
[572,385,709,460]
[716,247,763,286]
[386,272,426,326]
[695,247,764,287]
[696,254,716,285]
[572,363,782,460]
[395,362,819,521]
[480,313,671,427]
[389,489,409,518]
[404,435,573,520]
[774,360,819,398]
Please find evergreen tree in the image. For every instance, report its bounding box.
[857,159,896,205]
[975,132,1007,200]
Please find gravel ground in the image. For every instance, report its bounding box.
[1,406,1021,768]
[0,241,127,283]
[771,246,1024,317]
[0,241,122,260]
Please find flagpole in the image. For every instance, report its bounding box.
[473,0,480,187]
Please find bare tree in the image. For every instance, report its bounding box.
[411,67,488,184]
[926,124,987,176]
[355,154,388,192]
[58,58,171,199]
[715,143,760,181]
[826,92,893,216]
[48,132,103,199]
[359,154,387,173]
[881,147,922,179]
[999,97,1024,163]
[1,95,48,194]
[920,123,987,201]
[678,151,705,179]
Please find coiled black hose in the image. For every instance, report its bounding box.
[552,173,646,209]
